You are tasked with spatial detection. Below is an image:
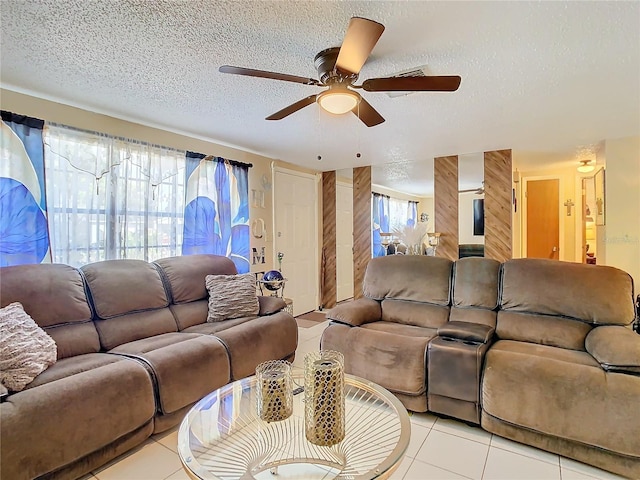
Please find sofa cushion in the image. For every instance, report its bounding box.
[0,263,98,358]
[380,299,449,329]
[0,302,57,391]
[95,308,179,351]
[500,259,635,326]
[154,254,237,304]
[496,310,593,351]
[205,273,259,322]
[0,353,155,480]
[453,257,501,309]
[83,259,178,349]
[322,321,435,397]
[363,255,453,305]
[82,259,169,319]
[211,312,299,380]
[482,340,640,459]
[109,332,230,414]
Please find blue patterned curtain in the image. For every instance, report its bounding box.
[182,152,251,273]
[0,111,51,266]
[372,192,390,257]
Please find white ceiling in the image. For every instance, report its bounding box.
[1,1,639,196]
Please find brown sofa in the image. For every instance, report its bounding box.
[0,254,298,480]
[322,255,640,478]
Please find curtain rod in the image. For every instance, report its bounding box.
[46,121,186,154]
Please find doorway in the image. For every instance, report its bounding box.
[524,178,561,260]
[273,167,319,316]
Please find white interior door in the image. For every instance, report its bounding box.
[273,168,318,316]
[336,181,354,302]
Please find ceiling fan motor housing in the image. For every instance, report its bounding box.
[314,47,358,85]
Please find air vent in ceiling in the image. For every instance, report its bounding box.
[385,66,428,98]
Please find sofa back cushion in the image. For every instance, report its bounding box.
[497,259,635,350]
[82,259,176,350]
[154,254,239,329]
[500,259,635,326]
[0,264,98,359]
[363,255,453,305]
[450,257,500,327]
[155,254,238,304]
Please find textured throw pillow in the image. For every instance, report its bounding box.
[206,273,259,322]
[0,302,57,392]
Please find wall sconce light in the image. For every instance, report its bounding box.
[577,160,595,173]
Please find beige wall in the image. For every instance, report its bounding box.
[1,89,279,271]
[602,136,640,287]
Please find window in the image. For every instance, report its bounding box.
[44,125,185,266]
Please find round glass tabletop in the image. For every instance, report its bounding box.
[178,372,410,479]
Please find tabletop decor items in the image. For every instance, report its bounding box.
[304,350,345,446]
[255,360,293,422]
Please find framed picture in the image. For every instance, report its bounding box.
[594,168,605,226]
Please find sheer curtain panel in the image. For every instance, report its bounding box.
[44,125,185,266]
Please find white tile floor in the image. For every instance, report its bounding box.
[83,321,625,480]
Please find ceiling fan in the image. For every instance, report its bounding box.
[219,17,461,127]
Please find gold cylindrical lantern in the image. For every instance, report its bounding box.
[256,360,293,422]
[304,350,345,446]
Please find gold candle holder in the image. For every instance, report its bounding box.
[256,360,293,422]
[304,350,345,446]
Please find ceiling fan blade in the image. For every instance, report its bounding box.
[362,75,462,92]
[266,95,318,120]
[219,65,321,86]
[352,96,385,127]
[335,17,385,75]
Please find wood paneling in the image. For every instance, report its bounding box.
[321,171,337,309]
[434,156,459,261]
[353,166,371,299]
[484,149,513,262]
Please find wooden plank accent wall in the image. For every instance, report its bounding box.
[321,171,337,309]
[484,149,513,262]
[434,156,459,261]
[352,166,371,299]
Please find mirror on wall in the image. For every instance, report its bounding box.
[458,153,485,258]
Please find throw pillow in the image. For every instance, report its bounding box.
[0,302,57,392]
[206,273,259,322]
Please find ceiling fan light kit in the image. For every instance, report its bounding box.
[219,17,461,127]
[317,88,360,115]
[577,160,595,173]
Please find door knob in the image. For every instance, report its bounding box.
[552,246,558,252]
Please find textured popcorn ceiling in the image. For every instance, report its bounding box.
[1,1,639,195]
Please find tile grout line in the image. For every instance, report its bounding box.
[480,437,492,480]
[411,458,476,480]
[487,443,562,468]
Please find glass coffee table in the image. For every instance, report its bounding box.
[178,371,410,479]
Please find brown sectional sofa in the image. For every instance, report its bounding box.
[322,255,640,478]
[0,254,298,480]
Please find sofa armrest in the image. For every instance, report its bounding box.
[326,298,381,327]
[258,296,286,316]
[585,325,640,374]
[437,321,495,344]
